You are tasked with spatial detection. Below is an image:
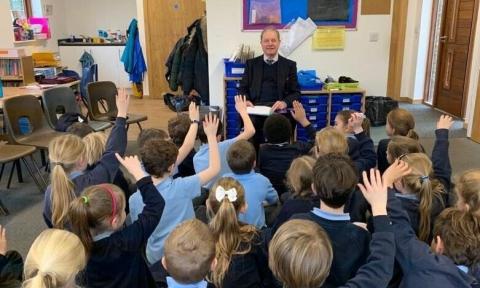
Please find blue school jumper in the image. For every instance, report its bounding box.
[292,208,371,287]
[387,189,478,287]
[349,131,377,175]
[258,124,316,196]
[43,117,127,228]
[129,174,201,264]
[224,171,279,228]
[84,177,165,288]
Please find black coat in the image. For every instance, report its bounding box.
[239,55,300,107]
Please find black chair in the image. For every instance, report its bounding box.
[80,64,98,107]
[42,87,112,132]
[87,81,147,130]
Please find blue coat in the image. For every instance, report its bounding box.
[121,19,147,83]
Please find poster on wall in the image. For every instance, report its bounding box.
[312,27,346,50]
[249,0,281,24]
[243,0,358,30]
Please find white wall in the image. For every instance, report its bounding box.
[136,0,149,96]
[206,0,393,106]
[466,8,480,136]
[62,0,136,37]
[413,0,433,101]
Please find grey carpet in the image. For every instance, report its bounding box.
[1,103,480,260]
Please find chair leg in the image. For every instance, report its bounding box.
[0,199,8,216]
[29,155,48,190]
[0,163,5,183]
[21,158,43,192]
[136,122,143,131]
[15,159,23,183]
[7,161,16,189]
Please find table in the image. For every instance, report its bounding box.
[2,80,81,99]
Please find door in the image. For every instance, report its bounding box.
[434,0,476,117]
[144,0,205,98]
[472,74,480,143]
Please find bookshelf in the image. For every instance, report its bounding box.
[0,56,35,87]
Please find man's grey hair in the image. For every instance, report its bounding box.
[260,26,280,41]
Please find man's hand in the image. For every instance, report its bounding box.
[290,101,310,127]
[271,101,287,112]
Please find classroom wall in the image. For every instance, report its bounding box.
[62,0,136,38]
[466,8,480,137]
[206,0,393,106]
[413,0,433,101]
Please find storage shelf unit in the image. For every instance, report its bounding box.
[0,56,35,87]
[223,76,366,140]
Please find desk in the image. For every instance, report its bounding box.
[2,80,81,99]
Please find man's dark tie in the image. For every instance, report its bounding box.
[266,59,274,65]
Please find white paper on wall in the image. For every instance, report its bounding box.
[280,17,317,57]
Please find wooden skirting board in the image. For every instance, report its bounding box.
[399,97,423,104]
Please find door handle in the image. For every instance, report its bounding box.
[440,35,448,42]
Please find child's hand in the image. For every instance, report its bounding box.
[358,169,388,216]
[116,88,130,118]
[115,153,147,181]
[437,115,453,130]
[0,225,7,256]
[383,160,411,188]
[290,101,310,127]
[348,113,364,134]
[203,113,220,139]
[188,102,199,122]
[235,95,249,115]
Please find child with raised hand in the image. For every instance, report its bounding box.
[269,169,395,288]
[206,177,268,288]
[162,219,216,288]
[383,160,480,287]
[224,140,279,229]
[43,89,129,229]
[377,108,419,173]
[333,110,371,160]
[258,100,316,196]
[193,96,255,188]
[291,153,371,287]
[0,225,23,287]
[22,229,86,288]
[129,113,220,269]
[68,153,165,288]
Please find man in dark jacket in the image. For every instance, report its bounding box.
[239,27,300,148]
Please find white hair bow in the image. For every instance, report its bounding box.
[215,186,238,202]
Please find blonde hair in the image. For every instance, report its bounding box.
[402,153,445,242]
[49,135,86,228]
[269,219,333,288]
[206,177,257,287]
[454,169,480,215]
[68,184,125,254]
[83,132,107,166]
[286,156,316,198]
[315,127,348,156]
[164,219,216,284]
[23,229,86,288]
[387,108,419,139]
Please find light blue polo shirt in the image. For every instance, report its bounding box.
[166,277,208,288]
[193,138,237,188]
[129,175,201,264]
[224,171,279,228]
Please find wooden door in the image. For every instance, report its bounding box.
[434,0,476,117]
[144,0,205,98]
[471,74,480,143]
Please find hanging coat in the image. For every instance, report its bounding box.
[121,19,147,83]
[79,51,94,69]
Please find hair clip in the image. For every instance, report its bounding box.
[398,153,408,160]
[419,175,429,183]
[81,196,89,204]
[51,161,64,167]
[215,186,237,202]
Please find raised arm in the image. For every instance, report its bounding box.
[350,113,377,174]
[290,100,316,152]
[110,154,165,251]
[234,95,256,141]
[432,115,453,191]
[198,114,221,185]
[176,102,199,166]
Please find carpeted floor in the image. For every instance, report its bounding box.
[1,103,479,259]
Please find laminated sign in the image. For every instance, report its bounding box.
[312,26,346,50]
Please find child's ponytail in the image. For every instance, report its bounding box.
[402,153,445,242]
[68,184,126,254]
[49,135,86,228]
[406,129,419,140]
[207,177,256,287]
[387,108,418,140]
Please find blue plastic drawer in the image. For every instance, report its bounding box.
[226,80,241,88]
[226,103,236,111]
[331,94,362,104]
[227,117,240,127]
[300,95,329,105]
[306,112,328,122]
[227,127,241,135]
[304,104,328,113]
[331,103,362,113]
[226,95,235,105]
[226,88,239,96]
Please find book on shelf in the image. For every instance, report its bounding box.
[0,59,21,77]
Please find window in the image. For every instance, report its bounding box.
[9,0,43,21]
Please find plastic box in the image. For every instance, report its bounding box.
[226,80,241,88]
[224,59,246,77]
[331,94,362,104]
[300,95,328,105]
[331,103,362,113]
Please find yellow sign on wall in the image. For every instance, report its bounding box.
[312,26,346,50]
